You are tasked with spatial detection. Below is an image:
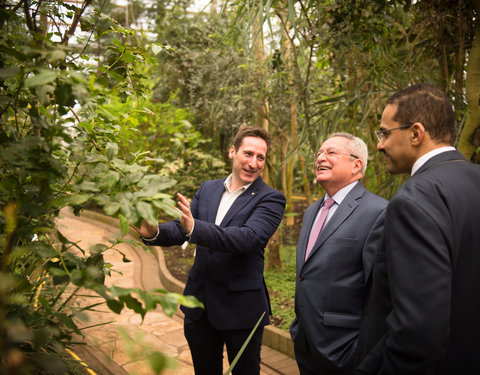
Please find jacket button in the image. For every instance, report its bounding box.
[299,275,304,281]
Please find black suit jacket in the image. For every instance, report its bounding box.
[290,181,387,371]
[357,150,480,374]
[144,176,286,330]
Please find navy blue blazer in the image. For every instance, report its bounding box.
[144,176,286,330]
[357,150,480,374]
[290,181,387,370]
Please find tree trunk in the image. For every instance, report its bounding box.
[458,0,480,161]
[252,7,270,185]
[266,228,282,270]
[299,154,312,205]
[251,7,281,268]
[280,7,297,227]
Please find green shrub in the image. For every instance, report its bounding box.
[265,245,296,331]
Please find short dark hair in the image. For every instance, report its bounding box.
[387,83,455,144]
[232,125,271,151]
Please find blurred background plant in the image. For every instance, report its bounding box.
[0,0,208,373]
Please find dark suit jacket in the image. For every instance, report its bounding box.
[290,181,387,371]
[144,176,286,330]
[357,150,480,374]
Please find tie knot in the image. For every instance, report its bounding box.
[323,198,335,209]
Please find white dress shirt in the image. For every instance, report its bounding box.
[411,146,456,176]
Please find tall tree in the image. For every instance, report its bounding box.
[458,0,480,160]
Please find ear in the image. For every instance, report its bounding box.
[351,158,363,175]
[228,145,236,159]
[411,122,426,146]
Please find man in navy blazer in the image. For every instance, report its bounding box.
[290,132,387,375]
[356,83,480,374]
[135,126,286,375]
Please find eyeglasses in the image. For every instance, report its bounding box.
[317,148,358,159]
[375,123,414,142]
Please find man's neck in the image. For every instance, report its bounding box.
[229,176,256,192]
[323,177,361,197]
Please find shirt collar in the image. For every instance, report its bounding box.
[411,146,456,176]
[224,174,252,193]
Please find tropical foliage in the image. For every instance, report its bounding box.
[1,0,478,372]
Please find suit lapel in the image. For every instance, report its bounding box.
[305,182,365,262]
[414,150,465,176]
[207,179,227,223]
[219,177,264,227]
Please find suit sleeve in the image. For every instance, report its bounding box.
[378,195,451,374]
[190,187,286,254]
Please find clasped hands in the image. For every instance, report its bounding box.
[132,193,194,238]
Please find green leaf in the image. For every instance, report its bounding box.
[24,69,58,88]
[103,202,121,216]
[93,194,111,206]
[76,181,100,192]
[138,175,176,190]
[152,199,179,219]
[148,351,172,373]
[106,299,123,314]
[0,67,20,79]
[151,44,164,55]
[96,170,120,190]
[36,84,55,105]
[90,243,109,253]
[118,214,129,236]
[110,286,134,297]
[49,194,90,208]
[120,294,145,318]
[136,201,157,226]
[106,142,119,160]
[224,312,266,375]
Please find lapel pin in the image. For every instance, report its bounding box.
[251,192,255,195]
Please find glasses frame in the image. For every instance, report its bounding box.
[375,123,414,142]
[316,148,359,160]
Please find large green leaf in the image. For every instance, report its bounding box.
[49,194,90,208]
[118,214,129,236]
[136,201,157,226]
[103,201,121,216]
[24,69,58,88]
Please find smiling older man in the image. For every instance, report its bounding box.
[290,132,387,375]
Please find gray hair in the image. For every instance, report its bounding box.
[328,132,368,176]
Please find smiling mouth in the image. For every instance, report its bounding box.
[316,165,331,171]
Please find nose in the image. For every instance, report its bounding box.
[376,139,384,151]
[249,156,259,168]
[316,152,327,163]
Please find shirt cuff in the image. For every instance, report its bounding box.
[141,227,159,241]
[186,220,195,238]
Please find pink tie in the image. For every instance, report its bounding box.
[305,198,335,260]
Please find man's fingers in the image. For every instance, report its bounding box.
[177,193,190,207]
